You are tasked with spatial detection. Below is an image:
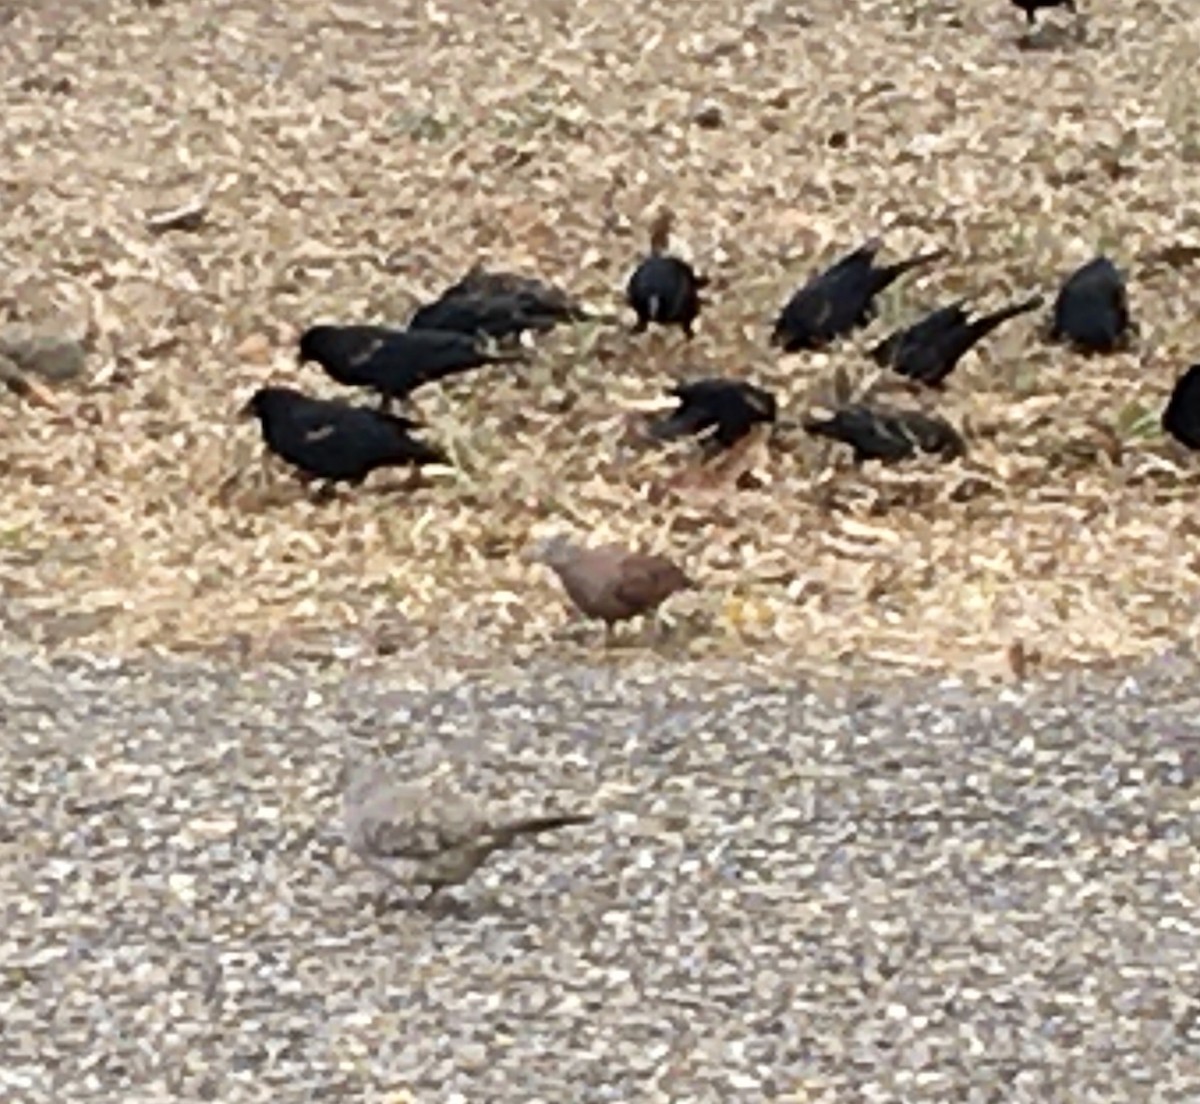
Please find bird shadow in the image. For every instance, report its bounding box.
[1015,20,1086,51]
[368,888,471,922]
[541,614,703,655]
[367,887,549,927]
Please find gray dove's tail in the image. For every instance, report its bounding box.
[496,812,595,846]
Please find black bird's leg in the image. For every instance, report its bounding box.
[313,481,340,504]
[631,314,649,335]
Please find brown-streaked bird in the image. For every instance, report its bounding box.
[525,535,696,638]
[802,401,965,464]
[343,766,594,904]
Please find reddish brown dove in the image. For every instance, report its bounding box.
[525,535,696,635]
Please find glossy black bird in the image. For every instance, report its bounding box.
[871,294,1045,387]
[440,265,592,323]
[298,324,524,408]
[1162,365,1200,450]
[409,290,562,341]
[626,209,709,338]
[1048,256,1132,354]
[649,378,779,452]
[802,402,965,464]
[771,237,946,352]
[1012,0,1077,25]
[243,387,448,488]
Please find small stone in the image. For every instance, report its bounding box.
[0,326,86,383]
[234,333,273,364]
[692,101,725,129]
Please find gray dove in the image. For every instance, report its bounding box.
[344,766,594,901]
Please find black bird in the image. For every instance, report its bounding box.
[243,387,447,488]
[298,324,524,408]
[649,378,779,452]
[409,290,562,341]
[439,265,592,323]
[802,402,965,464]
[1048,256,1132,354]
[871,295,1045,387]
[1011,0,1077,25]
[1162,365,1200,450]
[626,209,709,338]
[772,237,946,352]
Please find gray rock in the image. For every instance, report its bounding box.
[0,325,86,383]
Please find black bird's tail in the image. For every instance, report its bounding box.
[967,294,1045,342]
[873,248,949,294]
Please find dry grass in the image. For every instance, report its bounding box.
[4,0,1200,678]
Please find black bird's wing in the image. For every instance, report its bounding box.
[1163,365,1200,450]
[888,408,966,459]
[356,329,524,399]
[444,266,591,321]
[658,379,777,447]
[339,326,401,366]
[871,302,969,369]
[772,240,890,350]
[410,293,557,340]
[803,404,918,462]
[803,403,963,463]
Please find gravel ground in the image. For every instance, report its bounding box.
[2,644,1199,1102]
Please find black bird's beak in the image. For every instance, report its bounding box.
[238,396,257,418]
